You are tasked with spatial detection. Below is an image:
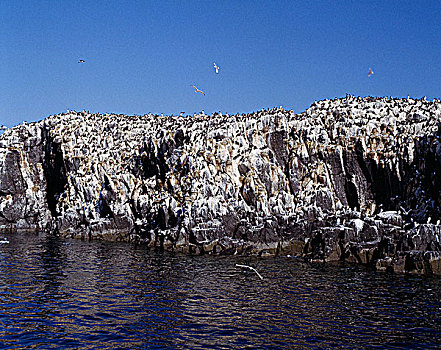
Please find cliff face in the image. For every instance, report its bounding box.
[1,96,441,274]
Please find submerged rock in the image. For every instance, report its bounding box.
[1,97,441,275]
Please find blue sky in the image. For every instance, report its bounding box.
[1,0,441,127]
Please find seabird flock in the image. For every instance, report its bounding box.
[75,57,374,100]
[188,62,374,97]
[189,62,220,97]
[76,58,223,98]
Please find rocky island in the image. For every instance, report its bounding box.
[1,95,441,275]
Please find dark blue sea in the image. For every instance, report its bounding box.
[0,232,440,349]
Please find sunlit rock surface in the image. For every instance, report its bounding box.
[1,96,441,274]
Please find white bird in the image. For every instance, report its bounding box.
[368,68,374,77]
[236,264,263,280]
[190,84,205,95]
[213,62,219,74]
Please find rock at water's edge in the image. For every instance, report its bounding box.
[1,96,441,275]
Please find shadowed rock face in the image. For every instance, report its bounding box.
[1,96,441,274]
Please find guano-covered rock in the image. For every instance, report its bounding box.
[1,95,441,275]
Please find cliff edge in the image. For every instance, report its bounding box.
[1,95,441,274]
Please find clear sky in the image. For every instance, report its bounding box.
[1,0,441,127]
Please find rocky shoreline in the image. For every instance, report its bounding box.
[1,95,441,275]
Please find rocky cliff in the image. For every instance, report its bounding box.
[1,96,441,274]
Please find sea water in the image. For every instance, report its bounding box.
[0,232,440,349]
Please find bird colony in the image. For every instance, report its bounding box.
[1,95,441,274]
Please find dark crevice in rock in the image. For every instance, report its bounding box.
[1,150,25,196]
[132,141,159,179]
[131,139,171,186]
[344,180,359,211]
[342,150,362,211]
[96,175,116,219]
[174,129,189,148]
[406,136,441,223]
[269,130,288,167]
[97,194,114,219]
[42,126,68,217]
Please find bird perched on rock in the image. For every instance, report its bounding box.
[368,68,374,77]
[78,59,85,63]
[190,84,205,95]
[213,62,219,74]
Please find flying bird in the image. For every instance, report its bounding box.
[78,59,85,63]
[190,84,205,95]
[368,68,374,77]
[213,62,219,74]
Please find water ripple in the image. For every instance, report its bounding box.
[0,233,440,349]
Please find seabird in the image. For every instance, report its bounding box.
[235,264,263,280]
[78,59,85,63]
[213,62,219,74]
[190,84,205,95]
[368,68,374,77]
